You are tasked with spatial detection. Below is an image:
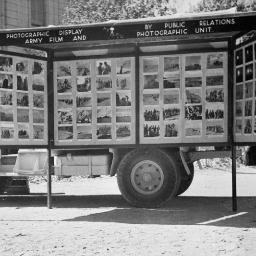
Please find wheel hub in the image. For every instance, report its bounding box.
[131,160,164,195]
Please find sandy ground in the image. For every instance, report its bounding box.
[0,165,256,256]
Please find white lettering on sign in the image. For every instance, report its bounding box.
[49,36,64,43]
[25,38,43,44]
[58,29,83,36]
[73,35,87,41]
[6,31,50,39]
[137,28,188,37]
[199,18,235,26]
[164,22,185,29]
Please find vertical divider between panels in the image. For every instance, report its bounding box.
[228,39,237,212]
[47,49,54,209]
[135,45,140,146]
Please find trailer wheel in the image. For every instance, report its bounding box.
[0,177,12,194]
[117,148,181,208]
[176,163,194,196]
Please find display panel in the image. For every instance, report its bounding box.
[54,57,135,145]
[140,52,227,143]
[0,54,48,145]
[234,42,256,142]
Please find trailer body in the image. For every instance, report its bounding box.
[0,10,256,207]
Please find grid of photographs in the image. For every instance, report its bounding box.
[55,58,135,145]
[0,55,47,144]
[141,52,227,143]
[235,43,256,141]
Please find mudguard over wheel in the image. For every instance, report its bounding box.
[176,163,194,196]
[117,148,181,208]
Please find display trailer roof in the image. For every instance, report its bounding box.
[1,9,256,52]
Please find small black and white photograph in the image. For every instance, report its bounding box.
[32,61,45,75]
[236,84,243,100]
[185,89,202,104]
[58,126,73,140]
[207,53,224,69]
[205,103,224,119]
[116,58,131,74]
[235,49,243,66]
[245,82,253,98]
[245,64,253,81]
[57,78,72,93]
[16,59,28,74]
[0,91,12,105]
[116,92,131,106]
[33,110,44,123]
[77,125,92,140]
[206,88,224,103]
[185,122,201,136]
[1,126,14,139]
[163,107,180,120]
[206,122,224,135]
[77,96,92,107]
[0,74,13,89]
[32,76,45,91]
[97,125,112,139]
[58,110,73,124]
[164,56,179,72]
[235,119,242,133]
[76,60,90,76]
[245,100,252,116]
[96,77,112,91]
[185,105,202,120]
[143,57,158,73]
[18,123,29,139]
[244,119,252,134]
[116,77,131,90]
[116,124,131,138]
[144,124,160,137]
[143,74,159,89]
[33,125,44,140]
[236,67,243,83]
[17,109,29,123]
[185,56,201,71]
[0,106,13,121]
[164,122,178,137]
[144,108,160,121]
[97,107,112,123]
[56,62,71,77]
[245,45,253,63]
[143,93,159,105]
[17,92,29,107]
[97,93,111,106]
[77,109,92,123]
[185,77,202,87]
[0,56,13,71]
[96,60,111,75]
[17,75,28,91]
[58,98,73,109]
[116,108,131,123]
[77,77,91,92]
[164,91,179,104]
[236,102,243,117]
[206,75,223,86]
[163,76,180,88]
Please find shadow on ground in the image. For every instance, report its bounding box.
[1,194,256,228]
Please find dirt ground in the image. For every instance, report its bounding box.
[1,164,256,256]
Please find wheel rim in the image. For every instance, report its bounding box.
[130,160,164,195]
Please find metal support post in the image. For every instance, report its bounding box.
[231,144,237,212]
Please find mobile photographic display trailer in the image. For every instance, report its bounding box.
[0,11,256,210]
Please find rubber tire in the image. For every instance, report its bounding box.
[117,148,181,208]
[0,177,12,194]
[176,163,194,196]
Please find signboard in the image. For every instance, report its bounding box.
[1,14,256,46]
